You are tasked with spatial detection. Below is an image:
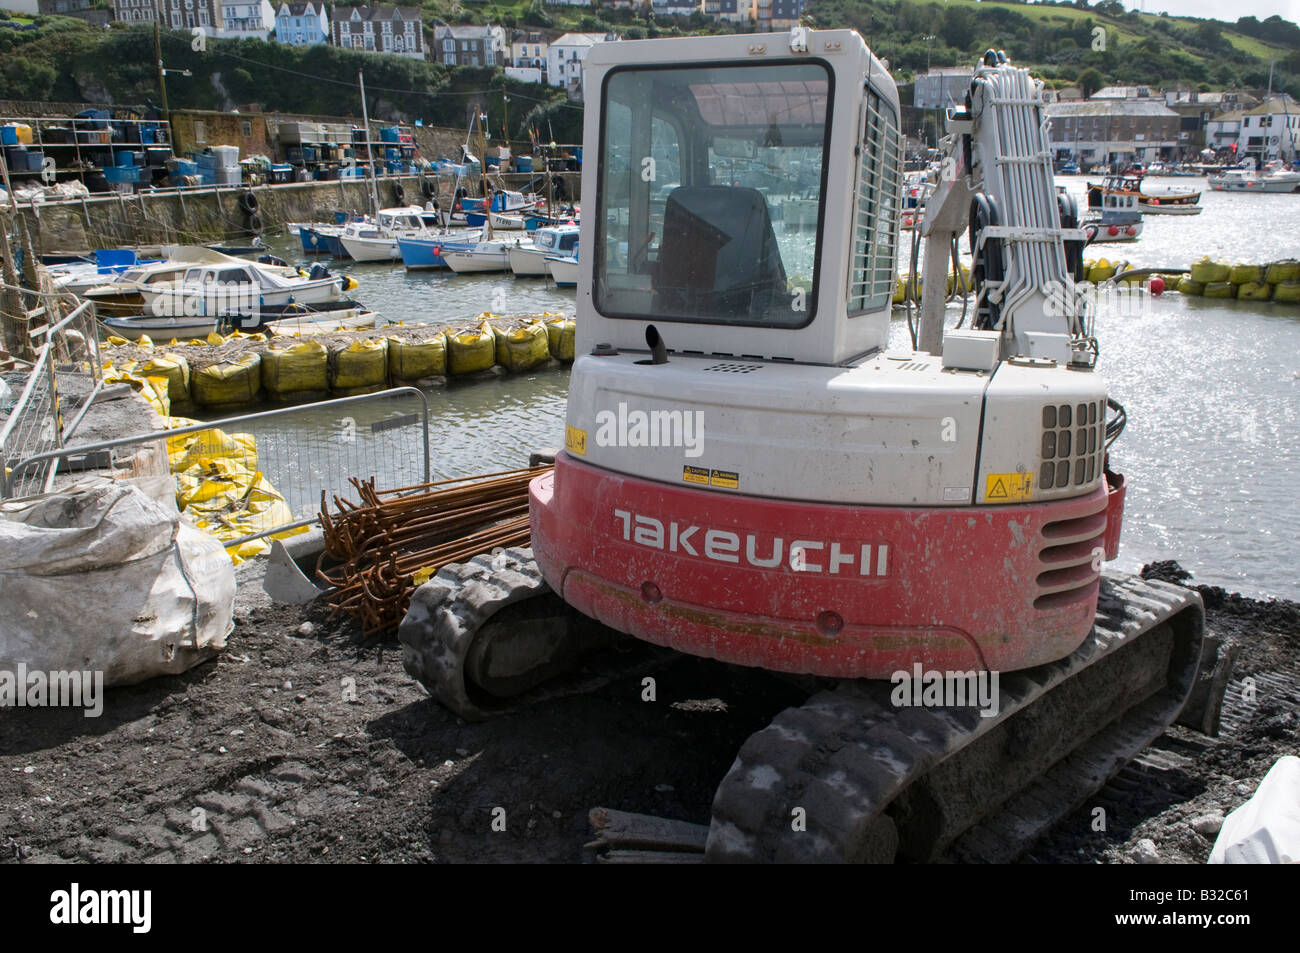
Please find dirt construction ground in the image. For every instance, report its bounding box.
[2,559,1297,865]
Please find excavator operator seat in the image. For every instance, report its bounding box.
[653,185,789,323]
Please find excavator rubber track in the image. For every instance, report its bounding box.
[399,547,671,720]
[706,573,1206,863]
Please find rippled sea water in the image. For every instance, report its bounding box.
[257,181,1299,599]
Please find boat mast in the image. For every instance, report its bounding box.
[358,69,380,216]
[477,107,494,241]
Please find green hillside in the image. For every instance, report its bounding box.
[0,1,1296,128]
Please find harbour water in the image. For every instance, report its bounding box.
[255,180,1299,600]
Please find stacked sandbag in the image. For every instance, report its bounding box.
[446,322,496,376]
[545,317,576,362]
[1087,258,1116,282]
[1177,276,1205,296]
[1190,257,1230,284]
[262,339,329,401]
[1265,259,1300,285]
[135,353,191,409]
[496,321,551,372]
[329,338,389,396]
[192,352,262,408]
[1274,280,1300,304]
[1229,263,1262,285]
[1236,280,1272,301]
[388,332,448,384]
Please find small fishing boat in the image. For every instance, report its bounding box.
[442,240,514,274]
[139,261,352,316]
[297,223,350,258]
[81,247,261,316]
[1083,186,1143,243]
[100,314,218,342]
[338,207,434,262]
[1208,161,1300,193]
[546,252,578,288]
[1088,173,1200,214]
[508,225,579,277]
[397,230,485,270]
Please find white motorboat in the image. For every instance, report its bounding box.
[508,225,580,277]
[1208,167,1300,193]
[139,260,349,317]
[82,246,283,315]
[100,314,218,342]
[338,207,434,262]
[442,240,514,274]
[546,255,578,287]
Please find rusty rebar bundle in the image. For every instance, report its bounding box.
[317,465,548,636]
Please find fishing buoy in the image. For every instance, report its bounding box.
[1149,276,1165,296]
[1108,225,1119,236]
[1125,226,1136,236]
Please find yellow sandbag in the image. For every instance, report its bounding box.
[1088,259,1115,282]
[192,352,261,408]
[174,456,253,508]
[892,276,905,304]
[545,317,576,362]
[184,468,305,564]
[262,339,329,400]
[1273,280,1300,304]
[499,322,551,372]
[1265,260,1300,284]
[1229,264,1262,284]
[103,368,170,416]
[329,338,389,395]
[388,334,447,381]
[1190,257,1230,284]
[1236,280,1272,301]
[1176,277,1204,296]
[168,427,258,473]
[1203,281,1234,299]
[446,323,496,375]
[106,335,130,346]
[136,353,191,407]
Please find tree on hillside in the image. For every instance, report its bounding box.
[1077,66,1104,97]
[941,7,977,51]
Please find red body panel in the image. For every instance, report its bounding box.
[529,454,1119,677]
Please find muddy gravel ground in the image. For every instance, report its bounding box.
[1,559,1296,865]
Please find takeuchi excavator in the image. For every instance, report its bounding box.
[401,28,1216,863]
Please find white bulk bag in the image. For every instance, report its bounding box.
[0,483,235,687]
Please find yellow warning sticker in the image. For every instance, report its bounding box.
[565,425,587,456]
[710,469,740,490]
[682,465,710,485]
[985,472,1033,502]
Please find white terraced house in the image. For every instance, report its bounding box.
[333,4,425,59]
[218,0,274,38]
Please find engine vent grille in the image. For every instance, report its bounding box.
[703,362,761,374]
[1034,505,1108,610]
[1039,401,1106,492]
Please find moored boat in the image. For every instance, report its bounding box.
[508,224,579,277]
[546,253,578,287]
